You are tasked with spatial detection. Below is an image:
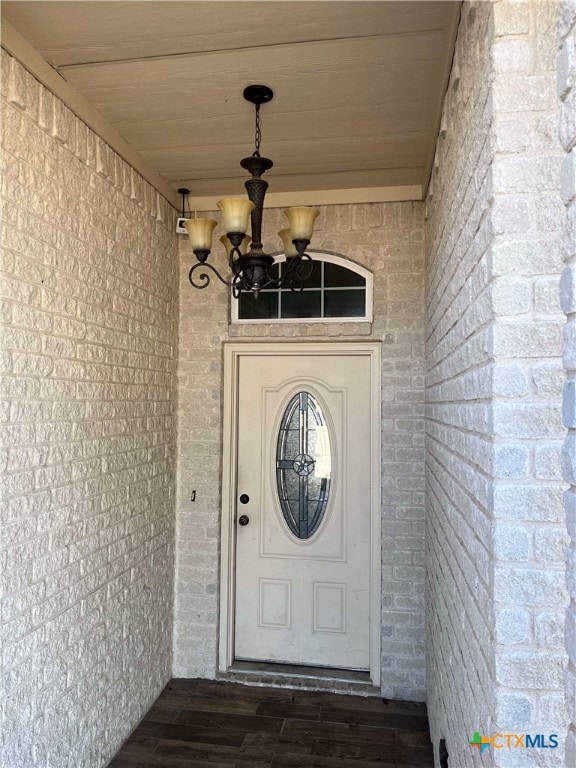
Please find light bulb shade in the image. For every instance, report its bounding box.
[217,198,255,233]
[284,206,320,240]
[220,234,251,259]
[278,228,298,257]
[184,218,217,250]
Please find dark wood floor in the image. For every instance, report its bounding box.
[108,678,433,768]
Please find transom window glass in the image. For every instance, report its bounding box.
[233,253,373,323]
[276,392,332,540]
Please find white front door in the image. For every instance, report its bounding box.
[233,347,378,671]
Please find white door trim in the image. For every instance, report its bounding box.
[218,341,382,686]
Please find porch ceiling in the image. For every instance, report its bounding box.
[2,1,460,201]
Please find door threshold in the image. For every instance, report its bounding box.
[217,660,379,697]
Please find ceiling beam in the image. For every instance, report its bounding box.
[187,185,422,212]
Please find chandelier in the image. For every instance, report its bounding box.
[182,85,320,299]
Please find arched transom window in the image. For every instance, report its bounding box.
[232,252,373,323]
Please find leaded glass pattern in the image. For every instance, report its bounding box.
[276,392,331,539]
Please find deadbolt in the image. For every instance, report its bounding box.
[239,494,249,504]
[238,515,250,526]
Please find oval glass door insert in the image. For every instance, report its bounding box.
[276,391,332,539]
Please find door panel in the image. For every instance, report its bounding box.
[234,352,372,670]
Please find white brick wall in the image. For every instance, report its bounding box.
[0,52,178,768]
[491,5,567,767]
[426,2,567,766]
[425,5,496,764]
[175,201,427,699]
[559,0,576,762]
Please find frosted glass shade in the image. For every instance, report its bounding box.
[278,228,298,257]
[284,206,320,240]
[217,198,255,233]
[220,234,251,259]
[184,218,217,250]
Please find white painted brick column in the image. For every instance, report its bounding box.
[559,0,576,763]
[490,4,568,764]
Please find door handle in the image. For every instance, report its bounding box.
[238,515,250,526]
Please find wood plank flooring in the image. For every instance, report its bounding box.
[108,679,433,768]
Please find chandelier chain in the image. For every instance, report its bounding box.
[253,103,261,157]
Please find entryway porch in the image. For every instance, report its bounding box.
[109,679,432,768]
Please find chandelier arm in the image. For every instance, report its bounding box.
[284,254,313,292]
[258,258,292,291]
[283,276,306,293]
[282,253,313,279]
[188,261,237,290]
[294,253,314,281]
[257,271,282,291]
[228,239,244,273]
[231,274,243,299]
[282,256,298,275]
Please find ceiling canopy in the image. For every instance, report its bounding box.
[2,1,460,204]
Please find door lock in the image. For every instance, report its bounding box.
[238,515,250,526]
[239,494,250,504]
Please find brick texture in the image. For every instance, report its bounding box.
[425,2,567,766]
[175,201,426,700]
[0,52,178,768]
[425,5,496,765]
[559,0,576,763]
[490,5,567,768]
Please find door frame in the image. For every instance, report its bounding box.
[218,341,382,686]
